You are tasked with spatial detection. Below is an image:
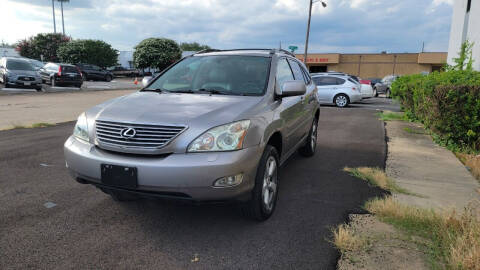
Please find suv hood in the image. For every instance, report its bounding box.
[93,91,262,127]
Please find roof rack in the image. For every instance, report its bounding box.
[194,48,296,57]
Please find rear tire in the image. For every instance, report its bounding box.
[334,94,349,107]
[105,75,112,82]
[299,118,318,157]
[240,145,279,221]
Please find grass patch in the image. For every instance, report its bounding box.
[455,153,480,182]
[365,197,480,270]
[377,111,407,121]
[403,127,427,135]
[332,224,367,253]
[7,122,56,130]
[343,167,414,195]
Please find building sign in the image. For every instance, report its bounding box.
[296,54,340,64]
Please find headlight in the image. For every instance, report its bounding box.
[188,120,250,152]
[73,113,89,141]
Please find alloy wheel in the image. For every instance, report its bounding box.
[262,156,278,212]
[336,95,348,107]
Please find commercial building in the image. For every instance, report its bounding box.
[447,0,479,70]
[1,47,20,58]
[296,52,447,78]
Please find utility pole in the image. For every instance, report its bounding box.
[304,0,327,65]
[61,0,65,35]
[52,0,56,33]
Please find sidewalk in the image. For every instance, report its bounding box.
[385,120,480,213]
[0,89,136,130]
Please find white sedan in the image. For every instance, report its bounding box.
[312,75,362,107]
[359,79,374,98]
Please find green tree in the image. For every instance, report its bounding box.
[58,39,118,68]
[133,38,182,70]
[16,33,70,62]
[179,42,211,52]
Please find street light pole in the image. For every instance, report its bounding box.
[52,0,56,33]
[304,0,327,65]
[61,0,65,35]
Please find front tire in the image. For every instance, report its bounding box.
[373,87,378,97]
[299,118,318,157]
[241,145,279,221]
[334,94,349,107]
[50,78,55,87]
[105,75,112,82]
[386,88,391,98]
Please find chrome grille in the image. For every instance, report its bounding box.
[18,76,35,81]
[95,120,186,150]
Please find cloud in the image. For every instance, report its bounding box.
[1,0,454,53]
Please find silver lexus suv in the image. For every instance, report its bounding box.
[64,49,320,220]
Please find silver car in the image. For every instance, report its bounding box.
[312,74,362,107]
[64,49,320,221]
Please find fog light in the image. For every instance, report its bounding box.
[213,174,243,187]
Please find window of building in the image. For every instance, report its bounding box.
[309,65,327,73]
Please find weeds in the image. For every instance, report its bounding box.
[455,153,480,182]
[343,167,414,195]
[332,224,367,253]
[403,127,426,135]
[365,197,480,270]
[377,111,407,121]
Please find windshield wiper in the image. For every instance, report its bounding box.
[141,88,167,93]
[196,88,229,95]
[169,89,196,93]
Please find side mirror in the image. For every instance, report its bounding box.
[278,80,306,97]
[142,76,153,87]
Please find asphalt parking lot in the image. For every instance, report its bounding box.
[0,100,392,269]
[0,77,141,93]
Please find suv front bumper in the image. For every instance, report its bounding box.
[64,136,262,201]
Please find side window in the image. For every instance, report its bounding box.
[300,66,311,84]
[312,77,324,86]
[287,59,305,83]
[321,76,338,86]
[276,58,294,87]
[336,78,346,85]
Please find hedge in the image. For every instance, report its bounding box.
[391,70,480,151]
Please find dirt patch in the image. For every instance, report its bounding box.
[337,214,429,270]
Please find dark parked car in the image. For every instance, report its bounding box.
[108,66,140,77]
[0,57,43,91]
[76,64,113,82]
[39,63,83,88]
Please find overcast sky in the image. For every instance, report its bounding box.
[2,0,454,53]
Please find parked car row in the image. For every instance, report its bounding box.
[1,56,144,90]
[310,71,399,107]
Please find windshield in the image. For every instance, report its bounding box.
[7,60,35,71]
[146,55,271,96]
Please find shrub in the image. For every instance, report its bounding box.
[16,33,70,62]
[58,39,118,68]
[391,70,480,151]
[133,38,182,70]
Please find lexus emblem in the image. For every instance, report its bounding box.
[120,128,136,138]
